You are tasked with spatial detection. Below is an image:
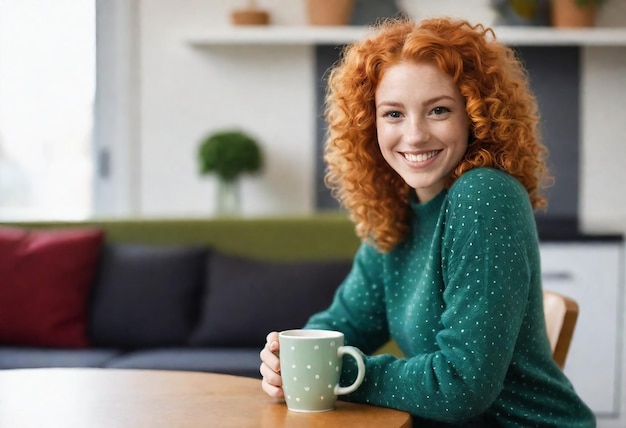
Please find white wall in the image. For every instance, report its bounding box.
[580,46,626,234]
[136,0,315,218]
[97,0,626,226]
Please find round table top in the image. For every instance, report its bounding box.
[0,368,412,428]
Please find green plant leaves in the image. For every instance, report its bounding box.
[198,130,263,181]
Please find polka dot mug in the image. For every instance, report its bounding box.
[278,329,366,412]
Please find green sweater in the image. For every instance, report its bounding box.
[305,168,595,427]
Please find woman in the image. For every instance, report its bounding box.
[260,17,595,427]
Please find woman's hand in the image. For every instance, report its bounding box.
[259,331,284,398]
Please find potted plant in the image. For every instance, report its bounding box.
[231,0,270,26]
[551,0,607,27]
[306,0,355,26]
[198,129,263,215]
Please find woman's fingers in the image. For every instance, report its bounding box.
[260,334,281,373]
[261,375,285,398]
[260,331,284,398]
[266,331,279,349]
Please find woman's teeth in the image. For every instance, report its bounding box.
[403,150,438,162]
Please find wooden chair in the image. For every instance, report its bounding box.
[542,290,579,369]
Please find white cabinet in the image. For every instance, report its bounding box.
[540,242,624,421]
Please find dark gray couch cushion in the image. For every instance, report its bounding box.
[104,348,262,378]
[89,243,208,349]
[189,252,352,348]
[0,347,121,369]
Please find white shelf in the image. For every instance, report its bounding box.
[495,26,626,46]
[186,26,626,47]
[185,26,370,46]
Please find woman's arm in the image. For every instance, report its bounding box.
[305,243,390,355]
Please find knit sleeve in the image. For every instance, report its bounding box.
[304,242,390,355]
[340,169,538,423]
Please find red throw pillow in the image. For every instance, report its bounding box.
[0,227,104,348]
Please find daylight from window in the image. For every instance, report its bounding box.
[0,0,95,220]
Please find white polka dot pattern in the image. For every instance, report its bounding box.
[279,330,365,412]
[306,168,595,426]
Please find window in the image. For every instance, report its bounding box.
[0,0,95,220]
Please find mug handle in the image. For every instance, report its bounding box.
[334,345,366,396]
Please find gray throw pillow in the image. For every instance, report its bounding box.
[189,251,352,348]
[89,243,208,348]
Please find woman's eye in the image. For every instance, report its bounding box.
[384,110,402,119]
[431,106,450,115]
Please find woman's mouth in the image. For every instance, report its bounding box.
[402,150,440,163]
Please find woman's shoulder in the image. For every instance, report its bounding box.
[444,169,537,240]
[449,167,527,199]
[446,167,532,216]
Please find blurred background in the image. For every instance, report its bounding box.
[0,0,625,235]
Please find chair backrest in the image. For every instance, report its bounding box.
[542,290,579,369]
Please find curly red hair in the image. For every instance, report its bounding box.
[324,17,550,252]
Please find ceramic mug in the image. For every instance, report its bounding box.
[278,329,365,412]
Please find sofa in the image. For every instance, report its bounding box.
[0,215,370,378]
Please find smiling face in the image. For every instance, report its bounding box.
[375,61,470,203]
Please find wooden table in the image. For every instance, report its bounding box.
[0,368,412,427]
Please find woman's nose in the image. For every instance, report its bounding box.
[404,118,430,144]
